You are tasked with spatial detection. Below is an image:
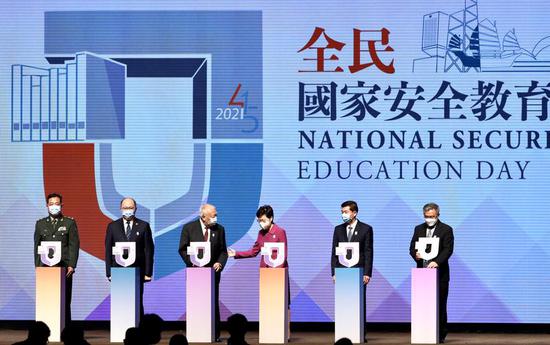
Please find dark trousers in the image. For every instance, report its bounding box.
[65,273,73,326]
[139,276,145,321]
[363,284,368,340]
[214,272,221,339]
[439,280,449,340]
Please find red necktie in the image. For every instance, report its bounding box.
[203,229,209,241]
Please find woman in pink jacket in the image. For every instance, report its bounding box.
[228,205,290,339]
[228,205,288,268]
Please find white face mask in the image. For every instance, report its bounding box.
[342,212,355,223]
[425,217,437,227]
[48,205,61,216]
[209,216,218,227]
[259,220,272,230]
[122,209,135,219]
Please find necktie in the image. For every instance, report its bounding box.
[347,226,353,241]
[125,222,131,238]
[423,227,434,267]
[203,228,209,241]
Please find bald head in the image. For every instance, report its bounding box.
[120,197,137,220]
[120,197,137,209]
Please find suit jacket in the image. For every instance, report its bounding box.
[178,219,228,270]
[409,220,454,282]
[331,220,374,277]
[105,217,154,278]
[34,215,80,268]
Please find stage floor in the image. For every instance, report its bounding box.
[1,330,549,345]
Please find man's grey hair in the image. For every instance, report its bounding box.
[199,204,216,217]
[120,197,137,208]
[423,202,440,215]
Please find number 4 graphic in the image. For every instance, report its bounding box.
[229,83,245,108]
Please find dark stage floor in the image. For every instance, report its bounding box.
[1,329,550,345]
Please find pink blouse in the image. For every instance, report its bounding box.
[234,223,288,268]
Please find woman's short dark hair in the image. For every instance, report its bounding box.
[256,205,274,219]
[340,200,358,213]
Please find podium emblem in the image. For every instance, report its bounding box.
[112,242,137,267]
[37,241,62,266]
[188,241,211,267]
[336,242,360,267]
[415,237,440,261]
[261,242,285,267]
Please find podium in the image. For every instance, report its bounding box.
[186,267,215,343]
[35,267,66,342]
[411,268,439,344]
[259,267,288,344]
[110,267,141,343]
[335,268,364,344]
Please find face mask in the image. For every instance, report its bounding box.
[342,213,351,223]
[48,205,61,216]
[209,217,218,227]
[122,209,135,219]
[259,220,271,230]
[425,217,437,227]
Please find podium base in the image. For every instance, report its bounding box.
[110,267,141,343]
[411,268,439,344]
[35,267,66,342]
[186,267,215,343]
[335,267,364,344]
[259,268,288,344]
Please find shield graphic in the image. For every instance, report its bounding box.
[335,242,360,268]
[112,242,137,267]
[415,237,440,261]
[12,11,265,280]
[37,241,62,267]
[261,242,286,268]
[187,241,212,268]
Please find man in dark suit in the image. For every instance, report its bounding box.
[409,202,454,343]
[331,200,374,342]
[105,197,155,318]
[179,204,228,342]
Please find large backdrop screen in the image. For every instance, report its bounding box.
[1,0,549,323]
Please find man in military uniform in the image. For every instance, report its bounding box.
[34,193,80,325]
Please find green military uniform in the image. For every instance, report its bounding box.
[34,214,80,324]
[34,215,80,268]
